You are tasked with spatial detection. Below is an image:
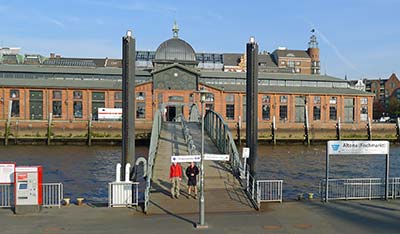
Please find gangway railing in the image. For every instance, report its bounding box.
[180,114,200,155]
[204,110,244,178]
[144,109,163,213]
[204,110,283,209]
[320,177,400,201]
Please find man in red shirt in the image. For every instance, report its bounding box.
[169,162,182,198]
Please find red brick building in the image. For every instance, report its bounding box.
[0,27,374,141]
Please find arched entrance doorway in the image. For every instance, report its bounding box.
[160,102,199,122]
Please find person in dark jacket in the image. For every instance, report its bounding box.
[185,162,199,199]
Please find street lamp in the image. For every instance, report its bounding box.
[195,87,211,229]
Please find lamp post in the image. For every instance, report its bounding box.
[195,87,210,229]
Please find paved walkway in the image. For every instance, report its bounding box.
[1,200,400,234]
[148,122,252,214]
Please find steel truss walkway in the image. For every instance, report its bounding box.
[147,120,253,214]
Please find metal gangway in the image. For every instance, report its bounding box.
[142,107,282,213]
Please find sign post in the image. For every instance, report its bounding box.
[204,154,229,161]
[325,140,390,202]
[171,155,201,163]
[242,147,250,174]
[0,163,15,184]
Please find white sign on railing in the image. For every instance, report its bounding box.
[204,154,229,161]
[242,148,250,158]
[0,163,15,184]
[171,155,201,163]
[327,141,389,155]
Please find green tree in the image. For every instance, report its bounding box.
[387,96,400,117]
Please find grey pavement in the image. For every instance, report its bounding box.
[1,199,400,234]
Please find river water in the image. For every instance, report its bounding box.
[1,144,399,202]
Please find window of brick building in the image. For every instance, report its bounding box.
[10,90,19,98]
[313,106,321,120]
[226,104,235,120]
[329,106,337,121]
[262,95,271,121]
[73,91,82,99]
[114,91,122,108]
[226,95,235,120]
[73,101,83,118]
[279,105,287,121]
[136,92,145,101]
[52,90,62,118]
[344,98,355,122]
[313,96,321,120]
[136,102,145,119]
[10,89,20,117]
[279,95,288,121]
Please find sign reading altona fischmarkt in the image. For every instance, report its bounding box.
[327,141,389,155]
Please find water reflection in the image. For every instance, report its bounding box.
[255,144,400,199]
[0,144,399,202]
[0,145,148,203]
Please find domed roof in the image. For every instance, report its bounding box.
[155,37,196,62]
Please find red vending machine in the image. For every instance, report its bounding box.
[15,166,43,213]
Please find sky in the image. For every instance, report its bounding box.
[0,0,399,80]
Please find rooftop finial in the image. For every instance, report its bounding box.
[172,21,179,38]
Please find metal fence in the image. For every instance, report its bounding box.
[245,169,283,208]
[144,109,162,213]
[1,183,63,208]
[320,177,400,201]
[257,180,283,203]
[42,183,63,207]
[109,182,139,207]
[0,184,12,208]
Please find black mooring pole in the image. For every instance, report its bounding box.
[246,37,258,177]
[122,30,136,180]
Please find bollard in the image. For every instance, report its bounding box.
[297,193,304,201]
[125,163,131,182]
[63,198,70,206]
[116,163,121,182]
[308,193,314,200]
[76,198,84,206]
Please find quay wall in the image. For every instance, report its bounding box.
[0,120,397,145]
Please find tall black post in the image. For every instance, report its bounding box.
[122,30,136,179]
[246,37,258,176]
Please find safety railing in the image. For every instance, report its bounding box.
[180,115,200,155]
[257,180,283,204]
[320,177,400,201]
[245,169,257,207]
[245,168,283,209]
[205,110,283,209]
[204,110,244,178]
[0,184,13,208]
[144,109,163,213]
[42,183,63,207]
[109,182,139,207]
[1,183,63,208]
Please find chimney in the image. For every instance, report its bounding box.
[50,53,55,58]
